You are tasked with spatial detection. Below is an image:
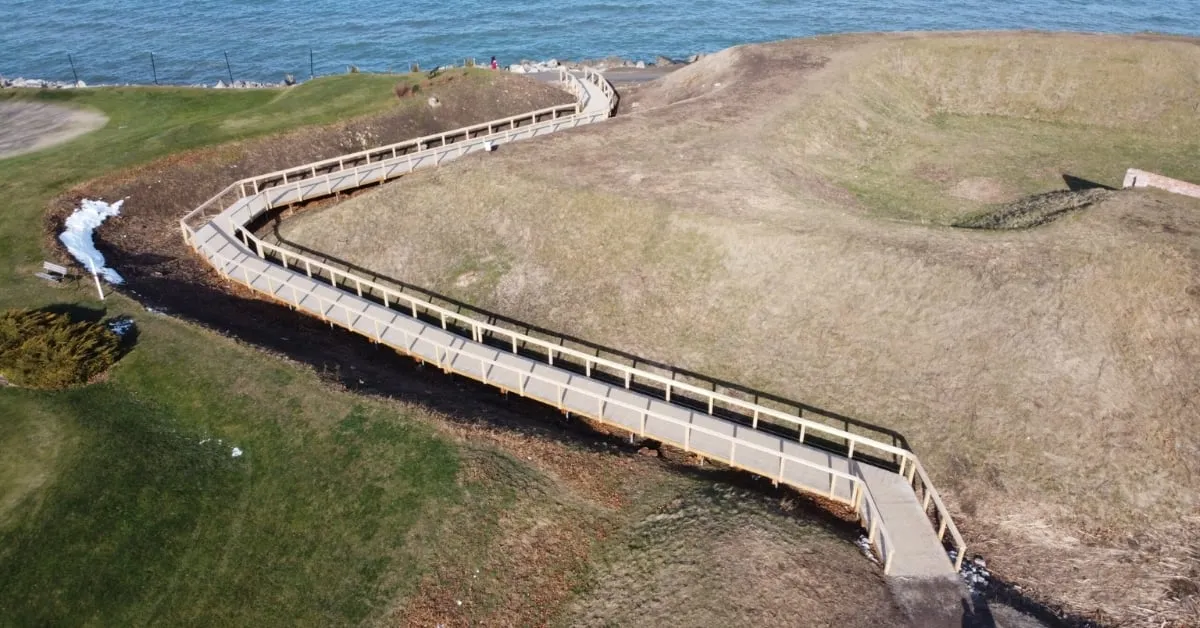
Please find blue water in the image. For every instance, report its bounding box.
[3,0,1198,84]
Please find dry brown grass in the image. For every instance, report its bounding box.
[280,32,1200,626]
[378,421,906,626]
[567,484,900,628]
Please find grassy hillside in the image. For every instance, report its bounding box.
[280,33,1200,626]
[0,71,905,626]
[0,74,406,309]
[0,75,471,625]
[776,34,1200,223]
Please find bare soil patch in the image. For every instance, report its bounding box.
[0,101,106,159]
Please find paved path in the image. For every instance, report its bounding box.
[181,69,961,582]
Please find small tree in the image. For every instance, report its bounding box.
[0,309,120,389]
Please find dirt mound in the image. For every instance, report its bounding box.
[627,46,746,109]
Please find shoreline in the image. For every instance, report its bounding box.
[0,54,697,90]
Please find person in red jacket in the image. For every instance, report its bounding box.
[490,56,499,70]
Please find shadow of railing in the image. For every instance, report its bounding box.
[259,215,911,470]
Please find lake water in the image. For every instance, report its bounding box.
[3,0,1199,84]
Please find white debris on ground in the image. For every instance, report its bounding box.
[854,534,880,564]
[105,316,136,338]
[198,438,244,458]
[950,549,992,593]
[59,199,124,284]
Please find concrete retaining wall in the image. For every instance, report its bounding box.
[1123,168,1200,200]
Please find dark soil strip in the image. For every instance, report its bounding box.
[954,189,1114,230]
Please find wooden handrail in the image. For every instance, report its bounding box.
[201,239,899,574]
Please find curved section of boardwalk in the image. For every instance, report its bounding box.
[180,68,963,580]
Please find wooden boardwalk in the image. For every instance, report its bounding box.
[180,68,964,580]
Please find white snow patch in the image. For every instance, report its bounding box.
[950,550,992,593]
[106,316,136,337]
[231,447,243,458]
[854,534,881,564]
[59,199,125,284]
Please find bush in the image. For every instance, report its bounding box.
[0,309,120,389]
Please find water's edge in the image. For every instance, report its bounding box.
[5,0,1198,85]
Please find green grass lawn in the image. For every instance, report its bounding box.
[0,75,475,625]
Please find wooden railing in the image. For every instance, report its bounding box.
[178,68,965,574]
[191,232,900,574]
[261,225,912,459]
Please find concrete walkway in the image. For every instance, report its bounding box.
[180,68,962,582]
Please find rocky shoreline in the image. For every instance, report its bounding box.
[1,54,698,90]
[507,53,701,74]
[0,76,290,90]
